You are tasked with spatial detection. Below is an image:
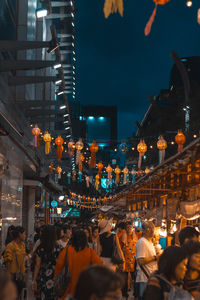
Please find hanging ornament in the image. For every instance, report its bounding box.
[55,135,64,161]
[157,135,167,164]
[131,169,137,183]
[72,170,76,181]
[114,166,121,185]
[145,0,171,36]
[175,130,186,152]
[67,172,71,184]
[89,141,99,168]
[119,141,128,154]
[103,0,123,19]
[95,174,100,190]
[106,164,113,184]
[86,175,90,188]
[137,139,147,169]
[97,162,104,178]
[123,166,129,185]
[43,131,52,155]
[68,139,75,157]
[56,166,62,179]
[32,124,41,148]
[79,171,82,183]
[49,162,53,175]
[75,139,84,165]
[198,8,200,24]
[79,153,85,172]
[145,167,150,175]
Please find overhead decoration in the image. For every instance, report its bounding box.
[144,0,171,36]
[145,167,150,174]
[157,135,167,164]
[123,166,129,185]
[137,139,147,169]
[85,175,90,188]
[72,170,76,181]
[68,140,75,157]
[56,166,62,179]
[55,135,64,161]
[49,162,53,175]
[119,141,128,154]
[175,130,186,152]
[114,165,121,185]
[89,140,99,168]
[75,139,84,165]
[106,164,113,185]
[97,162,104,178]
[198,8,200,24]
[103,0,123,19]
[95,174,100,190]
[67,172,71,184]
[43,131,52,155]
[32,124,41,148]
[79,153,85,172]
[131,169,137,183]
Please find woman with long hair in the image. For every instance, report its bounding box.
[4,226,26,297]
[32,225,61,300]
[54,229,103,299]
[74,265,124,300]
[143,246,191,300]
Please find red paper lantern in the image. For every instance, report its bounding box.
[56,166,62,179]
[145,0,171,36]
[55,136,64,161]
[97,162,104,177]
[32,124,41,148]
[175,130,186,152]
[89,141,99,168]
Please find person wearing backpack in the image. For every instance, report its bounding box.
[142,246,193,300]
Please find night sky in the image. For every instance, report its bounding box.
[76,0,200,140]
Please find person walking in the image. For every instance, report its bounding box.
[32,225,62,300]
[54,229,103,299]
[183,240,200,298]
[122,222,138,299]
[4,226,27,297]
[91,226,101,255]
[99,219,123,271]
[143,246,191,300]
[135,221,157,299]
[74,265,124,300]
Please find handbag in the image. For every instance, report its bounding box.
[111,235,125,265]
[14,246,26,295]
[54,246,71,298]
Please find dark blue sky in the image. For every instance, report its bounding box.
[76,0,200,140]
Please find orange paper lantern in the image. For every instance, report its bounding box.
[97,162,104,177]
[56,166,62,179]
[157,135,167,164]
[106,164,113,183]
[114,166,121,185]
[137,139,147,169]
[68,140,75,157]
[43,131,52,154]
[55,136,64,161]
[145,0,171,36]
[32,124,41,148]
[175,130,186,152]
[79,153,85,172]
[76,139,84,165]
[89,141,99,168]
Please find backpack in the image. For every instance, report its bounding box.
[155,275,194,300]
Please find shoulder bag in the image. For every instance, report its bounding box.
[54,246,71,298]
[111,234,125,265]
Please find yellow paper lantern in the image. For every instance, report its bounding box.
[43,131,52,154]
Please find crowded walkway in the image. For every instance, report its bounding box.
[1,220,200,300]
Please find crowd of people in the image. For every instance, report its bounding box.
[1,219,200,300]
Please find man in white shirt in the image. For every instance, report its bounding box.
[135,221,158,299]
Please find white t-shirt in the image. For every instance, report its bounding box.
[135,237,157,283]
